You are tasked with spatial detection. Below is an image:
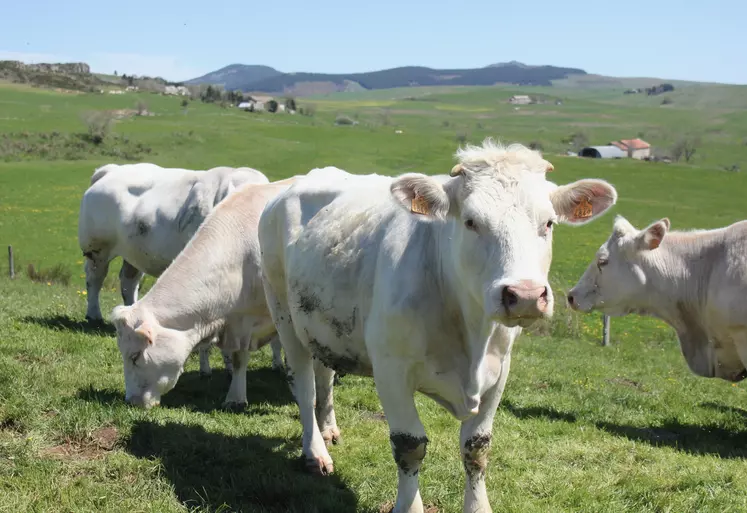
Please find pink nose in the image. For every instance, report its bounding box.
[501,280,549,318]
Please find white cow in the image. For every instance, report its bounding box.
[567,215,747,382]
[110,178,298,409]
[258,139,618,513]
[78,162,281,374]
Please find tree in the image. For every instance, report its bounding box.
[114,70,118,76]
[284,97,297,112]
[266,100,278,113]
[671,136,700,163]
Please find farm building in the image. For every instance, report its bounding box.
[611,138,651,159]
[508,95,531,105]
[579,145,627,159]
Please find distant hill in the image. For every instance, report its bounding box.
[183,64,283,90]
[487,60,537,69]
[0,60,104,92]
[185,62,587,94]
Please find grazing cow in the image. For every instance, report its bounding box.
[110,178,298,409]
[78,162,282,374]
[258,140,617,513]
[567,215,747,382]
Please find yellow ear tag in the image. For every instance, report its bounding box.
[573,197,593,219]
[411,194,431,215]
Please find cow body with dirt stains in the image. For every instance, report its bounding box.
[110,178,298,409]
[78,162,278,374]
[258,140,618,513]
[568,215,747,383]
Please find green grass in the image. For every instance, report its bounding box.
[1,81,747,512]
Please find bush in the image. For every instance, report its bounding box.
[529,140,544,151]
[455,130,468,144]
[135,100,148,115]
[81,111,114,145]
[284,97,297,112]
[266,100,279,113]
[298,104,316,117]
[334,115,356,126]
[661,97,673,105]
[180,98,189,108]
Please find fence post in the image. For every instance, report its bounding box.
[602,314,610,346]
[8,245,14,279]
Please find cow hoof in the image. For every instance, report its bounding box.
[322,427,341,446]
[306,456,334,476]
[85,315,103,324]
[222,400,248,412]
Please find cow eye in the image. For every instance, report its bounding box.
[130,351,142,366]
[464,219,477,231]
[546,220,554,229]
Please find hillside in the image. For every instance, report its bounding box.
[0,60,105,92]
[183,64,283,90]
[186,62,587,93]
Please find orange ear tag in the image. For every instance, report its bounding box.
[411,194,431,215]
[573,197,593,219]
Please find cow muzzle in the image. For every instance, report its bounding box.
[499,280,550,325]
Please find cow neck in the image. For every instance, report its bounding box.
[434,218,492,404]
[636,231,720,334]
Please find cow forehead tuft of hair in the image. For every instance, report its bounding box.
[455,138,548,176]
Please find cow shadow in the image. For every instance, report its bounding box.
[595,419,747,459]
[76,366,294,414]
[21,314,116,336]
[161,366,294,413]
[500,399,578,423]
[126,420,359,513]
[699,401,747,419]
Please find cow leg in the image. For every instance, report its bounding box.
[221,346,234,374]
[314,359,340,446]
[374,361,427,513]
[460,353,512,513]
[223,347,250,409]
[198,342,212,377]
[119,259,144,306]
[270,336,284,370]
[84,251,111,321]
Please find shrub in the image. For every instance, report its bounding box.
[335,115,356,126]
[298,104,316,117]
[529,140,544,151]
[81,111,114,145]
[180,98,189,107]
[135,100,148,115]
[455,130,468,144]
[266,100,279,113]
[284,97,297,112]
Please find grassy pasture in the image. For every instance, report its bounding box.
[1,81,747,512]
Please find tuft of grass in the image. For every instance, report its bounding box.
[26,263,72,286]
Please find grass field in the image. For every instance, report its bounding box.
[1,80,747,513]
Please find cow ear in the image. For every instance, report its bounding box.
[636,218,670,250]
[134,321,155,345]
[390,173,451,220]
[552,179,618,225]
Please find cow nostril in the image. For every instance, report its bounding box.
[567,294,575,305]
[502,286,518,308]
[540,287,548,300]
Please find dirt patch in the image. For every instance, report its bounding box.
[607,377,645,390]
[379,501,439,513]
[40,426,119,461]
[362,410,387,422]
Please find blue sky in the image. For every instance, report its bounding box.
[1,0,744,84]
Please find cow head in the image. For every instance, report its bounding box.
[567,215,669,316]
[390,138,618,328]
[110,305,192,409]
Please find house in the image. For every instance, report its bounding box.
[238,102,253,111]
[508,95,531,105]
[163,85,190,96]
[611,138,651,159]
[579,146,627,159]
